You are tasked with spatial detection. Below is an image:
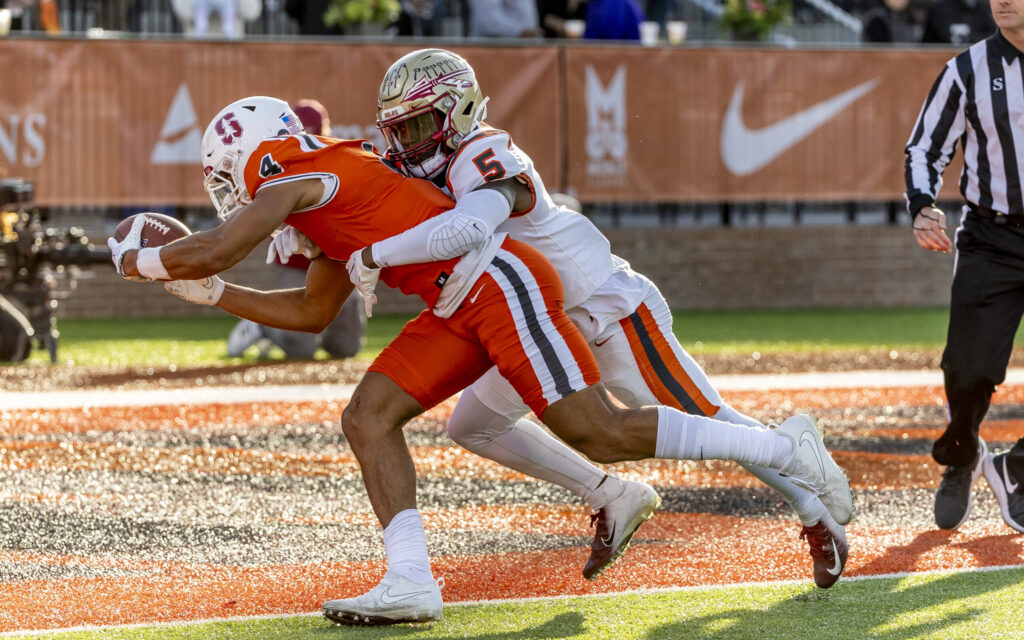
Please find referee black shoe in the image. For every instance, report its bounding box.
[934,437,987,530]
[983,452,1024,534]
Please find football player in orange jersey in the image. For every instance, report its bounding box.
[108,96,852,627]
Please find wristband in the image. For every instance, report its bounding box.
[136,247,171,280]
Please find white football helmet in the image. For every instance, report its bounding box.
[201,96,303,220]
[376,49,488,180]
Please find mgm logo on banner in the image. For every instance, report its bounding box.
[584,65,627,188]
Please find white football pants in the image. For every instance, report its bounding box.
[447,282,824,524]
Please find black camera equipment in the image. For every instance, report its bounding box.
[0,178,109,362]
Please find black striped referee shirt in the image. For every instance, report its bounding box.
[905,31,1024,218]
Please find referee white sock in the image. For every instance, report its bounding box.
[382,509,433,584]
[654,406,793,468]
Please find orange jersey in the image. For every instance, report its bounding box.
[243,135,459,306]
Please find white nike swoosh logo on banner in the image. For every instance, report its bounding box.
[1003,459,1020,493]
[378,587,433,604]
[720,77,880,176]
[826,537,842,575]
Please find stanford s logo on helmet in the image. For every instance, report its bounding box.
[214,113,244,145]
[200,96,303,220]
[376,49,488,180]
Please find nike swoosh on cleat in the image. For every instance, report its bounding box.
[1003,459,1020,493]
[378,588,433,605]
[600,524,617,547]
[799,431,828,481]
[720,78,880,176]
[826,537,842,576]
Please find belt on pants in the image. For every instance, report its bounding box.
[969,205,1024,227]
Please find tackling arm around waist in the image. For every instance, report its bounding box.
[370,184,514,268]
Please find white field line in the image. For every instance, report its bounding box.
[7,368,1024,411]
[0,383,360,410]
[2,563,1022,638]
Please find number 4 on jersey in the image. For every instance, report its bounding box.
[260,154,284,178]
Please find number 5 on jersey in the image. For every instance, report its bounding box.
[473,149,506,181]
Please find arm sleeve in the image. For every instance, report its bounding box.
[370,188,513,268]
[904,63,966,218]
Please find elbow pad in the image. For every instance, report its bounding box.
[428,212,490,260]
[428,188,511,260]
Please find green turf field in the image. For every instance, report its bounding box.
[28,568,1024,640]
[27,307,1024,367]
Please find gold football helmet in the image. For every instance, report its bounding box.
[377,49,488,179]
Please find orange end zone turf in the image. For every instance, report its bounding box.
[2,384,1023,633]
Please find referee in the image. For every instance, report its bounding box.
[905,0,1024,536]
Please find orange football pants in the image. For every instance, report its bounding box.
[369,238,600,417]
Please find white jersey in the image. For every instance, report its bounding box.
[444,127,616,311]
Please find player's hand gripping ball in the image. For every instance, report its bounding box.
[108,213,190,281]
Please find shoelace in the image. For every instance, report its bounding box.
[799,524,834,561]
[786,460,826,495]
[938,463,976,495]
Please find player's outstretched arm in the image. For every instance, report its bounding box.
[216,255,354,333]
[121,179,323,281]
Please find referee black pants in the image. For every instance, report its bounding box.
[936,214,1024,480]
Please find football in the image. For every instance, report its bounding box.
[114,212,191,248]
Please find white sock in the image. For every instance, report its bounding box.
[654,406,793,468]
[588,473,626,511]
[448,392,611,508]
[703,404,822,524]
[382,509,433,584]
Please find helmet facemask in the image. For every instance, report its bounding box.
[200,97,304,220]
[377,49,489,180]
[203,151,250,220]
[379,94,458,179]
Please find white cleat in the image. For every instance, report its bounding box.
[322,573,444,626]
[583,479,661,580]
[778,415,854,525]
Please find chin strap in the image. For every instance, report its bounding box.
[472,97,489,130]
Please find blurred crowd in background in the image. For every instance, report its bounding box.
[0,0,999,45]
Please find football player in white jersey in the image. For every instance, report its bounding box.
[278,49,850,623]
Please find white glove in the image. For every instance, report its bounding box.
[266,226,321,264]
[347,248,380,318]
[107,215,150,282]
[164,276,225,306]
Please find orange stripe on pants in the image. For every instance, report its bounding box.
[619,303,719,416]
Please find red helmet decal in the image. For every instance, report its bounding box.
[404,69,473,102]
[214,112,243,145]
